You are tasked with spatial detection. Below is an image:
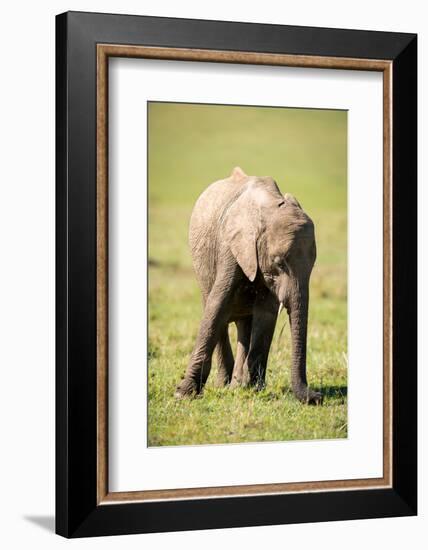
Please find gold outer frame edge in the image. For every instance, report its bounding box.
[96,44,393,505]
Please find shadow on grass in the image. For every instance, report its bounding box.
[279,385,347,404]
[311,385,348,405]
[319,385,347,398]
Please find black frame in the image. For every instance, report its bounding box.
[56,11,417,538]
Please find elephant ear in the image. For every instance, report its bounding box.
[223,193,258,282]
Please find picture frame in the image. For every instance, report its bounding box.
[56,10,417,538]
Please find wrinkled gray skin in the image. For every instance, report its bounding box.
[175,167,322,404]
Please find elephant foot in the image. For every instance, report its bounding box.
[230,374,250,389]
[254,380,266,392]
[174,378,200,399]
[248,374,266,391]
[215,371,231,388]
[293,385,323,405]
[229,377,242,389]
[230,365,250,389]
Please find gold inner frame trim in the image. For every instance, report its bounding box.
[96,43,393,505]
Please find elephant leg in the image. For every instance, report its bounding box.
[175,274,234,398]
[230,316,252,388]
[215,327,234,387]
[245,295,277,390]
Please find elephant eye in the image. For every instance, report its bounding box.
[273,255,289,274]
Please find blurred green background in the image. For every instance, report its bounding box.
[148,102,347,446]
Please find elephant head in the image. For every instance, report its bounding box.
[223,175,319,403]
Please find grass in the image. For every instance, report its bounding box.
[148,102,347,446]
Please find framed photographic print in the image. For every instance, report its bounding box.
[56,11,417,538]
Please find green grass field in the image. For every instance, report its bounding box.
[148,102,347,446]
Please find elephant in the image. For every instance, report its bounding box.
[174,167,322,404]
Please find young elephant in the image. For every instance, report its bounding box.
[175,167,322,404]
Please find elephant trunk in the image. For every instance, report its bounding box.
[288,279,321,404]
